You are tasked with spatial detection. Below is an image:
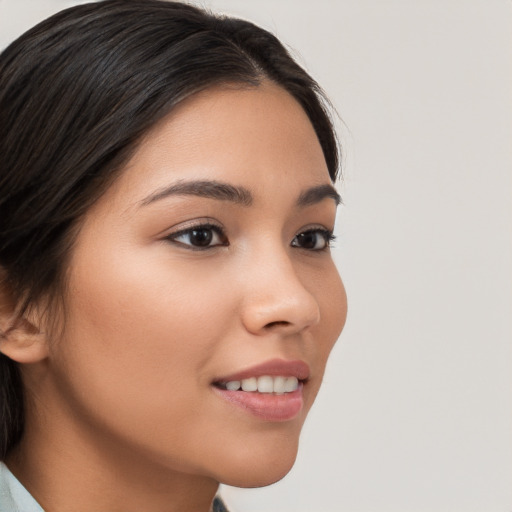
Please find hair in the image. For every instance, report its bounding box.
[0,0,340,459]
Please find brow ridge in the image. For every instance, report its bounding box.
[141,179,253,207]
[296,184,341,207]
[140,179,340,209]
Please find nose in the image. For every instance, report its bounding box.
[240,249,321,336]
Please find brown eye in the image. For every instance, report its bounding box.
[188,228,213,247]
[291,229,334,251]
[167,224,228,249]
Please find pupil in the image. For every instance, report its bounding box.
[299,232,316,249]
[191,229,212,246]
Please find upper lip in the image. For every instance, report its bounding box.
[213,359,310,383]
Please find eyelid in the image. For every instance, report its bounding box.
[160,220,335,251]
[295,223,335,238]
[160,217,221,236]
[162,218,228,249]
[292,225,336,251]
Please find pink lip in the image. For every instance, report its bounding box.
[213,384,304,422]
[212,359,309,422]
[214,359,310,383]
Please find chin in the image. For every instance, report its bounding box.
[221,460,296,489]
[214,434,300,488]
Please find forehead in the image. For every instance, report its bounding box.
[106,81,330,208]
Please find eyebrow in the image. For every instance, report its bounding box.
[297,184,341,207]
[140,179,253,207]
[140,179,341,208]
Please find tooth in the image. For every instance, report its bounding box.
[241,377,258,392]
[273,376,286,394]
[284,376,299,392]
[226,381,241,391]
[257,376,273,393]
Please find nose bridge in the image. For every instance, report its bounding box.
[240,241,321,335]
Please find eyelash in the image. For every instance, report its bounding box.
[165,223,228,250]
[165,223,336,252]
[291,228,336,251]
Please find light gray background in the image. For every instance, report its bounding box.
[1,1,511,511]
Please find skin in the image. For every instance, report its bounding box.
[4,81,347,512]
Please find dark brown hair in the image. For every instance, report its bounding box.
[0,0,340,459]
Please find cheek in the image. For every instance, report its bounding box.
[52,247,234,433]
[46,247,250,477]
[64,244,230,357]
[325,268,348,340]
[294,262,346,414]
[311,264,347,365]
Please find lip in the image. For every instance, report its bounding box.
[212,359,309,422]
[213,384,304,422]
[213,358,310,383]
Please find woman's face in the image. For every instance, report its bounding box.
[45,82,347,487]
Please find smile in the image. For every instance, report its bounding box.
[215,375,300,394]
[212,359,309,421]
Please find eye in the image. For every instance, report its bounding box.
[166,223,228,249]
[291,228,335,251]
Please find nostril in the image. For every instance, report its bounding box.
[264,320,291,329]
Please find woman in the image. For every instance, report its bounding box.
[0,1,347,510]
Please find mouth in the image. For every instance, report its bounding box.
[211,359,309,421]
[214,375,301,394]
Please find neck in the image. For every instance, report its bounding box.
[7,395,219,512]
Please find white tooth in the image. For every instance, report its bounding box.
[273,376,286,394]
[241,377,258,392]
[284,376,299,392]
[226,380,241,391]
[257,376,274,393]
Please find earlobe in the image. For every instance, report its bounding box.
[0,318,49,364]
[0,273,49,364]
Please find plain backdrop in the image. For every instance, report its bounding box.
[1,1,511,511]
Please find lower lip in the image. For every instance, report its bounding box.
[213,384,304,422]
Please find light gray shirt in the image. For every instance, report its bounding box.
[0,462,44,512]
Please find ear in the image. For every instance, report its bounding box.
[0,270,49,364]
